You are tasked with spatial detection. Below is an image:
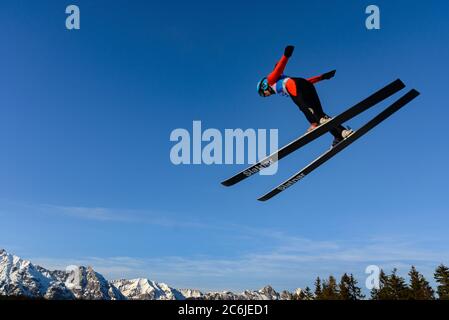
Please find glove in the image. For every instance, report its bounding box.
[321,70,336,80]
[284,45,295,58]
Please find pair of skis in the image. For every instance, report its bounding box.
[221,79,420,201]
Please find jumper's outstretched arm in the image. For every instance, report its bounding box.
[267,56,289,85]
[266,46,294,85]
[308,70,336,84]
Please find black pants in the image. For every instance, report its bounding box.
[290,77,345,139]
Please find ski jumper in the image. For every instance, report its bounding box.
[265,55,345,139]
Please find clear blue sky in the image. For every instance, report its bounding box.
[1,0,448,292]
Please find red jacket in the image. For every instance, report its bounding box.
[266,55,325,97]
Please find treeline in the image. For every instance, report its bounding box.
[292,264,449,300]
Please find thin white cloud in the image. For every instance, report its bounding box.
[13,202,211,229]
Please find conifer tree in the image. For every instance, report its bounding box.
[370,269,386,300]
[296,287,314,300]
[339,273,351,300]
[338,273,365,300]
[387,268,410,299]
[321,275,340,300]
[371,269,409,300]
[314,277,322,300]
[303,286,314,300]
[408,266,434,300]
[434,264,449,300]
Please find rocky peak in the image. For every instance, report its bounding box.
[0,249,302,300]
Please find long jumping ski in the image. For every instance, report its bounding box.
[221,79,405,187]
[257,89,420,201]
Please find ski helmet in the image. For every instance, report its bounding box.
[257,77,273,97]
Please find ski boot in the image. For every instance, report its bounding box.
[319,116,332,125]
[331,128,354,148]
[306,122,318,133]
[307,116,332,133]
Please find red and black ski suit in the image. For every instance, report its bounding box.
[264,54,345,139]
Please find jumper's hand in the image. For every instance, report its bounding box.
[284,45,295,58]
[321,70,336,80]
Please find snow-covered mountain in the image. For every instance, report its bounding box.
[0,249,302,300]
[111,278,184,300]
[0,249,73,299]
[200,285,289,300]
[0,249,122,300]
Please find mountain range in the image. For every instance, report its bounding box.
[0,249,302,300]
